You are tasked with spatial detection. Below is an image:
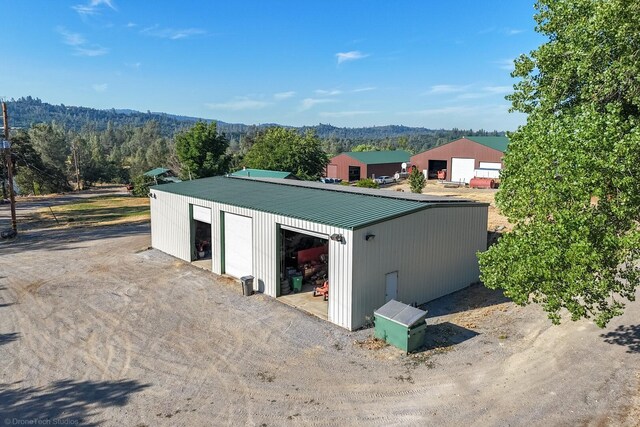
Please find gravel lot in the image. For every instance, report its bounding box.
[0,190,638,426]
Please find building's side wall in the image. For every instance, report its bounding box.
[326,154,367,181]
[350,204,488,330]
[151,191,216,262]
[410,139,504,176]
[366,163,405,179]
[150,189,355,329]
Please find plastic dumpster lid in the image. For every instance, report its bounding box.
[374,299,427,327]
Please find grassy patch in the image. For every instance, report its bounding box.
[31,195,150,228]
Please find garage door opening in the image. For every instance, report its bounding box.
[192,220,212,270]
[427,159,447,180]
[277,227,329,320]
[348,166,361,182]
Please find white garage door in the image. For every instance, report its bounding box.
[451,158,476,184]
[192,205,211,223]
[224,213,253,278]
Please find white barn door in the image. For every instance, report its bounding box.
[224,213,253,278]
[451,158,475,183]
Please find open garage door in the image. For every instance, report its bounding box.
[224,213,253,278]
[451,158,475,184]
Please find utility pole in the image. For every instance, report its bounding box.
[2,102,17,233]
[72,139,81,191]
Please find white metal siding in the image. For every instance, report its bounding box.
[150,189,354,329]
[350,205,488,329]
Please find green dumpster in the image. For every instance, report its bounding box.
[374,300,428,353]
[291,275,303,293]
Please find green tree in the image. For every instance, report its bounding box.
[11,130,69,194]
[28,122,69,173]
[478,0,640,327]
[408,167,425,193]
[354,178,379,189]
[243,127,329,180]
[175,121,230,179]
[351,144,379,152]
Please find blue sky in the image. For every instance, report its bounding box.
[2,1,544,130]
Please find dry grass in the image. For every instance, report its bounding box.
[29,195,149,229]
[387,180,512,232]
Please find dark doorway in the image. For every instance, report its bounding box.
[194,220,211,262]
[348,166,361,181]
[278,228,329,319]
[427,159,447,179]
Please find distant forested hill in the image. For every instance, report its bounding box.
[6,97,504,152]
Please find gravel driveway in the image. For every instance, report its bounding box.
[0,194,638,426]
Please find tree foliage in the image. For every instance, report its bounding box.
[479,0,640,327]
[243,127,329,180]
[408,167,425,193]
[175,121,230,180]
[354,178,379,189]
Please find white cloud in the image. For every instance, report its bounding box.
[314,89,342,96]
[507,29,524,35]
[319,110,376,118]
[205,98,270,111]
[483,85,512,94]
[336,50,369,64]
[456,86,512,100]
[273,91,296,100]
[352,87,376,93]
[72,0,116,16]
[141,25,206,40]
[56,27,108,56]
[92,83,108,92]
[300,98,335,111]
[496,58,515,71]
[126,22,137,28]
[125,62,142,70]
[74,46,109,56]
[426,84,468,95]
[397,106,480,117]
[57,27,85,46]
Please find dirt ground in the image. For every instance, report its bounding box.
[0,188,639,426]
[388,180,512,232]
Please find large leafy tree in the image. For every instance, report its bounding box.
[175,121,230,179]
[479,0,640,327]
[243,127,329,180]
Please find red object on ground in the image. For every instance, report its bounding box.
[297,244,328,264]
[437,169,447,180]
[470,177,496,189]
[313,281,329,301]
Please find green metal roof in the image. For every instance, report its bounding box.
[465,136,509,153]
[344,150,410,165]
[152,176,444,230]
[230,168,294,179]
[144,167,171,177]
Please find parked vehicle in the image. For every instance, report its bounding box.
[319,177,342,184]
[374,176,395,185]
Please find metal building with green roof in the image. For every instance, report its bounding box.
[411,136,509,184]
[150,175,488,330]
[229,168,298,179]
[327,150,411,182]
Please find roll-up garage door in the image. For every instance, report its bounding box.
[451,158,475,184]
[224,213,253,278]
[193,205,211,223]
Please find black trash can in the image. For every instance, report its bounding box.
[241,275,254,296]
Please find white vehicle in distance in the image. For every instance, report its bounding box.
[374,175,395,185]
